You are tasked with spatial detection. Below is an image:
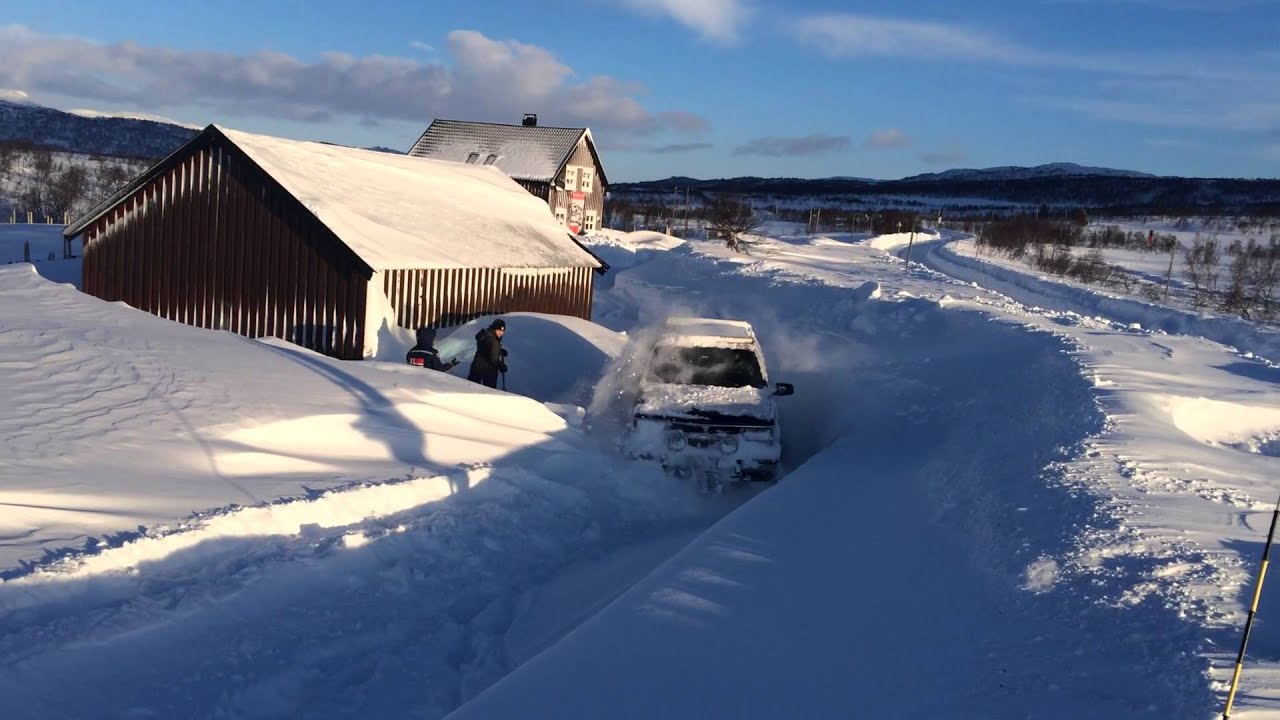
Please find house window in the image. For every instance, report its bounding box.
[564,166,579,192]
[580,168,594,193]
[484,154,498,166]
[555,206,567,225]
[585,210,598,232]
[465,152,480,164]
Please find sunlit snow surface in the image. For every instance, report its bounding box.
[2,219,1279,718]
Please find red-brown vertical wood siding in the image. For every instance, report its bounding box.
[380,265,594,332]
[79,136,372,359]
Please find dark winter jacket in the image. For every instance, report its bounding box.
[467,328,507,387]
[406,328,458,372]
[407,346,456,371]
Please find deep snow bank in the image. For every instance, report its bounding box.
[435,313,627,407]
[0,224,80,286]
[0,262,739,720]
[0,265,620,573]
[865,228,940,251]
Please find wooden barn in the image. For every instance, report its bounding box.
[407,115,608,235]
[64,124,605,360]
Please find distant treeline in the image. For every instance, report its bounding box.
[615,175,1280,217]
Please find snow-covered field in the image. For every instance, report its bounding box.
[3,216,1280,718]
[945,237,1280,363]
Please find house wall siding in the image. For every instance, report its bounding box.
[81,140,371,359]
[548,140,606,232]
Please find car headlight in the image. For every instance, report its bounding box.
[742,428,774,443]
[719,436,740,455]
[667,432,688,451]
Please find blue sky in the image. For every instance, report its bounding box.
[2,0,1278,180]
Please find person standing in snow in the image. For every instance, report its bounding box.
[406,328,459,372]
[467,318,508,388]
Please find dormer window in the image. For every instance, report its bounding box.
[466,152,480,164]
[484,154,498,166]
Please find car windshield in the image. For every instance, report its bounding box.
[647,345,766,388]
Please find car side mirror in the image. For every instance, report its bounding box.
[773,383,794,397]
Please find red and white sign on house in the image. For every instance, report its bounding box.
[568,192,586,233]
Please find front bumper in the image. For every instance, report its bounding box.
[624,417,781,480]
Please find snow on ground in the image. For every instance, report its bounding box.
[941,237,1280,366]
[452,229,1280,719]
[0,261,746,718]
[905,232,1280,719]
[0,223,79,286]
[865,228,940,251]
[5,215,1280,719]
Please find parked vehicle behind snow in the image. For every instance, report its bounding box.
[623,317,794,485]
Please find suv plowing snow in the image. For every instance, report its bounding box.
[623,317,794,485]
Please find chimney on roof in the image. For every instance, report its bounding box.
[522,113,538,127]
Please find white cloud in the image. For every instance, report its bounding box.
[409,41,435,53]
[864,128,910,149]
[615,0,751,42]
[788,12,1272,83]
[789,12,1280,141]
[0,25,705,138]
[790,14,1037,64]
[732,134,850,157]
[1025,96,1280,133]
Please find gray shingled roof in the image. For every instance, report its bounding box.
[407,120,587,183]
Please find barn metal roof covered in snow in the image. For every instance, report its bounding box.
[407,119,607,186]
[66,124,603,272]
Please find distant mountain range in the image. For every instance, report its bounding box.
[1,99,1277,213]
[0,100,401,159]
[617,164,1280,213]
[898,162,1157,183]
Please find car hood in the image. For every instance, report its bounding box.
[634,383,775,424]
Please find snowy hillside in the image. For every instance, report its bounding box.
[0,98,197,159]
[4,219,1280,718]
[0,148,148,217]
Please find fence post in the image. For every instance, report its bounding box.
[27,211,33,224]
[23,240,30,263]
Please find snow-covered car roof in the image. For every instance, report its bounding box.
[656,317,758,348]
